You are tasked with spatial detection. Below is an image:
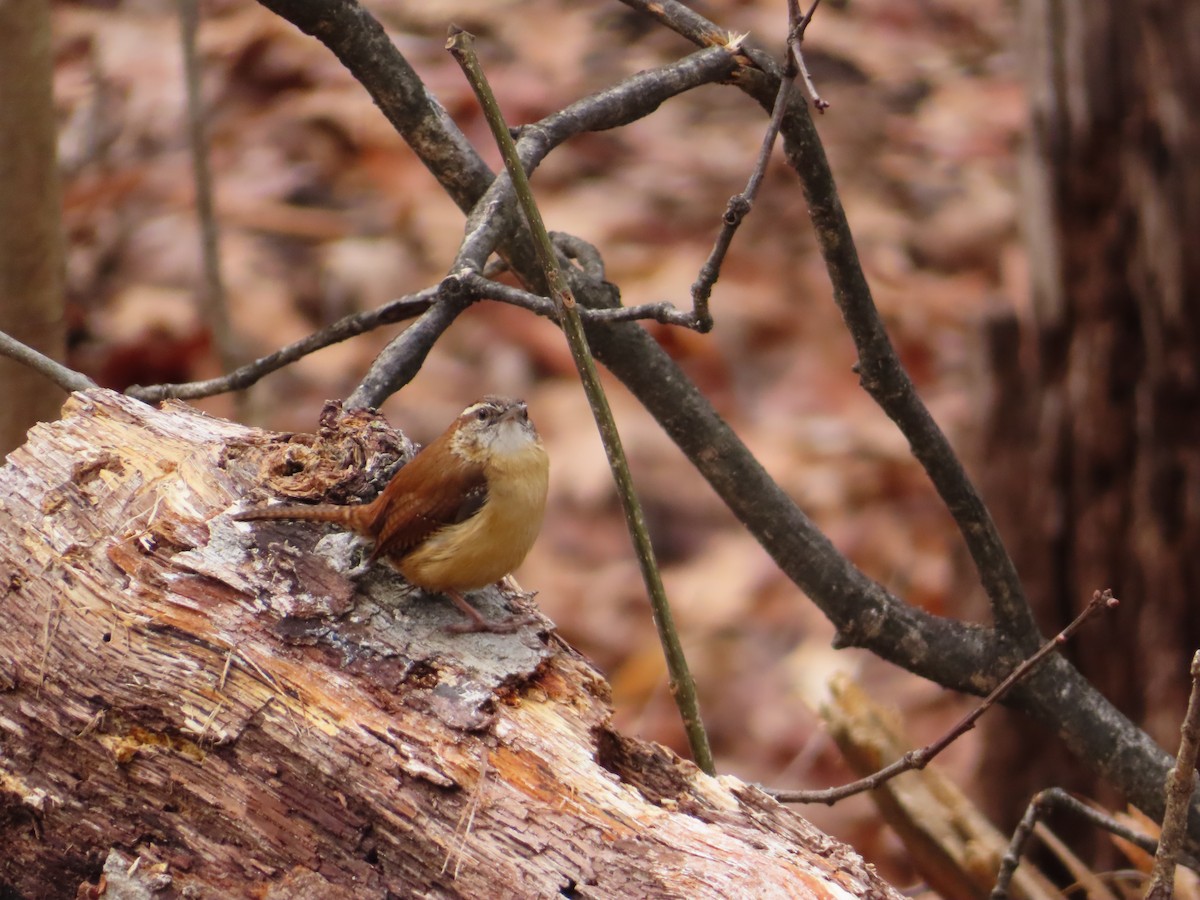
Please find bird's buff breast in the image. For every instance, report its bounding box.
[399,443,549,591]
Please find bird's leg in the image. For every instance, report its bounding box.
[441,589,538,634]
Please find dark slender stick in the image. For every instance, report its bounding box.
[989,787,1197,899]
[767,590,1119,804]
[178,0,238,380]
[463,274,700,326]
[788,0,827,111]
[616,0,1041,657]
[129,289,440,403]
[690,67,790,331]
[0,330,96,394]
[691,1,826,327]
[988,790,1044,900]
[447,27,714,776]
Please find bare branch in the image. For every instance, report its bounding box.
[788,0,828,111]
[450,44,738,277]
[690,68,792,330]
[618,0,1039,650]
[178,0,237,380]
[989,787,1200,899]
[0,330,96,394]
[254,0,1192,835]
[347,43,738,410]
[345,290,472,411]
[767,590,1118,805]
[129,289,439,403]
[461,273,699,327]
[690,1,826,327]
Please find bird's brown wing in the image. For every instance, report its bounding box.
[369,442,488,563]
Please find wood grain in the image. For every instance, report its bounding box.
[0,389,900,898]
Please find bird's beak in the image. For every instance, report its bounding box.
[499,403,526,423]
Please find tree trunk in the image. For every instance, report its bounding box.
[0,389,901,899]
[0,0,66,455]
[982,0,1200,824]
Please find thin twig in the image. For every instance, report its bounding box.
[690,1,826,327]
[129,289,439,402]
[461,273,700,326]
[788,0,827,111]
[178,0,238,379]
[0,330,97,393]
[767,590,1119,804]
[990,791,1053,900]
[1146,650,1200,898]
[447,26,714,776]
[690,56,790,330]
[792,44,827,112]
[617,0,1041,659]
[347,44,738,410]
[989,787,1200,899]
[2,261,730,407]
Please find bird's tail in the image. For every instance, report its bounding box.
[233,503,364,527]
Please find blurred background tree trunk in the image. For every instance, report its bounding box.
[0,0,65,455]
[982,0,1200,827]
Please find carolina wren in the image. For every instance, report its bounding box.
[235,397,549,633]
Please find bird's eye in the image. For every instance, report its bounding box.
[475,408,490,422]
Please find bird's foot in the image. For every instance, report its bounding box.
[442,588,540,634]
[443,613,541,635]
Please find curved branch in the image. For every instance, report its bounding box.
[462,274,698,327]
[129,290,439,403]
[255,0,493,214]
[347,291,474,410]
[449,44,739,278]
[616,0,1039,657]
[0,330,96,394]
[777,87,1038,645]
[255,0,1185,832]
[348,43,739,406]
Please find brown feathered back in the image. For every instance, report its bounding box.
[368,423,487,563]
[234,412,488,566]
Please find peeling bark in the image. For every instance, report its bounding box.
[0,389,900,899]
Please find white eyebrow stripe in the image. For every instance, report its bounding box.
[460,401,498,418]
[460,398,520,419]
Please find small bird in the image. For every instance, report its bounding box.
[235,397,549,633]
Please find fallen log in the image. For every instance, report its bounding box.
[0,389,900,898]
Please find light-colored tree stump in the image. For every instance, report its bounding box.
[0,389,900,898]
